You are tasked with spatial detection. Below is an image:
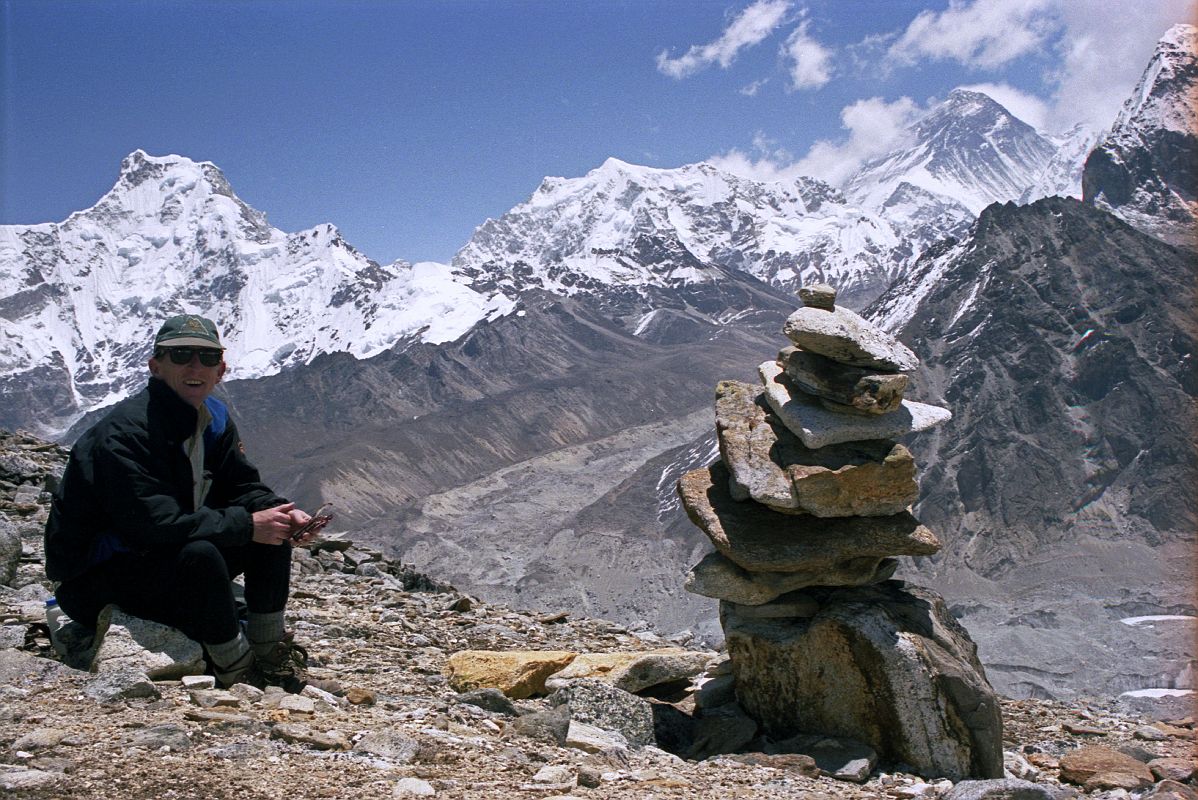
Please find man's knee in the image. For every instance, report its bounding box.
[176,540,232,582]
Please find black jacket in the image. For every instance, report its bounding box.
[45,378,287,583]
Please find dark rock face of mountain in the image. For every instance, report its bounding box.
[1082,24,1197,248]
[870,196,1196,699]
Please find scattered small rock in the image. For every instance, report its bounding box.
[456,687,519,716]
[181,674,215,690]
[353,730,421,764]
[392,777,436,797]
[12,728,66,751]
[1058,746,1154,789]
[345,686,376,706]
[942,778,1061,800]
[270,723,349,751]
[1148,757,1196,782]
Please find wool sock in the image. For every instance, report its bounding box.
[246,610,285,645]
[206,631,251,671]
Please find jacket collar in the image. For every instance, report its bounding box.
[146,377,201,442]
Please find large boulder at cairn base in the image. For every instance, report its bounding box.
[716,379,918,517]
[760,362,950,449]
[722,581,1003,781]
[677,462,940,573]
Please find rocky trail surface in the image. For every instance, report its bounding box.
[0,429,1194,800]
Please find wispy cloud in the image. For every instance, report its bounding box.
[782,17,834,90]
[887,0,1058,70]
[709,0,1196,194]
[794,97,921,184]
[710,97,921,185]
[880,0,1196,132]
[656,0,791,79]
[708,132,806,182]
[739,78,768,96]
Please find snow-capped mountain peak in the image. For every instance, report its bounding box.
[1082,23,1197,247]
[452,157,905,309]
[846,89,1059,216]
[0,151,511,434]
[1114,23,1198,137]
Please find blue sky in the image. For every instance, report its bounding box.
[2,0,1193,264]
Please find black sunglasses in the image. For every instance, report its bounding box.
[157,347,223,367]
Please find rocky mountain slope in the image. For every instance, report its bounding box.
[1083,23,1198,248]
[870,196,1196,700]
[2,431,1196,800]
[213,279,795,640]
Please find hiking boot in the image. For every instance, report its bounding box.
[252,636,306,694]
[213,650,266,690]
[252,632,343,695]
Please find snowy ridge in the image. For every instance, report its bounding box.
[0,151,510,428]
[868,238,972,334]
[1025,124,1102,202]
[1112,24,1198,138]
[451,158,904,307]
[1081,23,1198,246]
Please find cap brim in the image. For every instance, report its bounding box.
[157,336,225,349]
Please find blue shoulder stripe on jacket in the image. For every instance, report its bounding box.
[203,396,229,449]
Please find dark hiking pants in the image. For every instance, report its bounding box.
[55,540,292,644]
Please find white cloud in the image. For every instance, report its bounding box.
[1047,0,1197,131]
[957,82,1050,129]
[708,148,803,183]
[710,97,922,186]
[708,131,806,182]
[794,97,922,185]
[782,18,834,90]
[888,0,1058,70]
[656,0,791,79]
[739,78,768,96]
[878,0,1197,133]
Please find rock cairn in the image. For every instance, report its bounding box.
[678,284,1004,781]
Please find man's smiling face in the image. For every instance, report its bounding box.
[149,348,227,408]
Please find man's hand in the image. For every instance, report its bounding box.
[288,504,332,545]
[287,508,318,545]
[251,503,297,545]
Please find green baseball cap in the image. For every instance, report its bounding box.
[154,315,225,349]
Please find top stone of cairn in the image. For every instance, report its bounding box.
[784,285,918,372]
[798,283,837,310]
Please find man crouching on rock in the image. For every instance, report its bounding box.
[44,314,328,692]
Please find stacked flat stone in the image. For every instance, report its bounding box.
[676,284,1003,781]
